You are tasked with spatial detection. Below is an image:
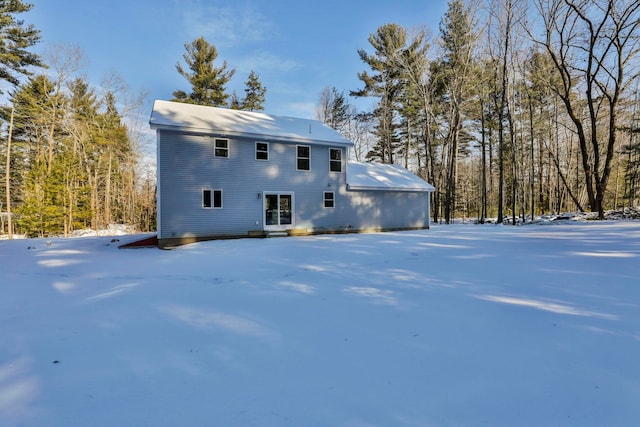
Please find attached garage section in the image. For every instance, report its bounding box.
[345,162,435,231]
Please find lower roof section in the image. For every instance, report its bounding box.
[346,162,435,192]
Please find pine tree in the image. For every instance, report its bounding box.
[316,86,350,133]
[351,24,404,163]
[172,37,235,107]
[435,0,477,223]
[8,75,69,236]
[240,70,266,111]
[96,90,132,227]
[228,91,242,110]
[351,24,427,164]
[3,75,61,214]
[1,0,43,237]
[0,0,43,91]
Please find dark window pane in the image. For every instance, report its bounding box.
[297,158,310,170]
[213,190,222,208]
[265,194,278,225]
[280,195,292,225]
[203,190,212,208]
[330,149,341,160]
[297,145,309,157]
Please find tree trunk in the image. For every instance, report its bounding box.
[5,107,14,239]
[105,151,112,226]
[480,98,487,223]
[529,94,535,221]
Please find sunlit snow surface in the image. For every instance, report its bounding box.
[1,222,639,426]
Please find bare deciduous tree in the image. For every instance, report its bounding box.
[531,0,640,218]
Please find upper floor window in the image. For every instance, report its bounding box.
[330,148,342,172]
[256,142,269,160]
[214,138,229,157]
[297,145,310,171]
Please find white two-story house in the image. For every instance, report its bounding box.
[150,100,435,248]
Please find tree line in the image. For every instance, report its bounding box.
[3,0,639,237]
[317,0,640,223]
[0,3,266,238]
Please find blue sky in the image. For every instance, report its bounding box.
[27,0,448,119]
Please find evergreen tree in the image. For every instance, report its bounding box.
[396,31,429,169]
[95,90,132,226]
[228,91,242,110]
[434,0,477,223]
[9,75,70,237]
[172,37,235,107]
[352,24,427,164]
[228,71,266,111]
[3,75,61,211]
[316,86,350,134]
[351,24,404,163]
[240,70,266,111]
[1,0,43,237]
[0,0,43,91]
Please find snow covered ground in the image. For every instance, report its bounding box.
[1,221,639,427]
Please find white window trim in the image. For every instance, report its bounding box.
[263,191,295,231]
[214,138,229,158]
[296,144,311,171]
[323,191,335,209]
[256,141,269,161]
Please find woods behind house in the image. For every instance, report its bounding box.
[2,0,640,237]
[320,0,640,224]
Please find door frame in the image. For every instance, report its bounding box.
[262,191,295,231]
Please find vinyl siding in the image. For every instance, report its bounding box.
[344,191,430,230]
[158,130,352,239]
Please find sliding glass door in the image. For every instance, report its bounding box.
[264,192,293,229]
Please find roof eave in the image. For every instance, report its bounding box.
[347,184,435,192]
[150,122,354,147]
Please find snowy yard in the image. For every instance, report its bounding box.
[1,221,639,427]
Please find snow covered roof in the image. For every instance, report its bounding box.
[346,162,435,192]
[149,100,353,147]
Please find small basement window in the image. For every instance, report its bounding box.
[330,148,342,172]
[323,191,335,208]
[214,139,229,157]
[256,142,269,160]
[297,145,310,171]
[203,189,223,208]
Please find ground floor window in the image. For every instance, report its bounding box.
[323,191,335,208]
[203,189,223,208]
